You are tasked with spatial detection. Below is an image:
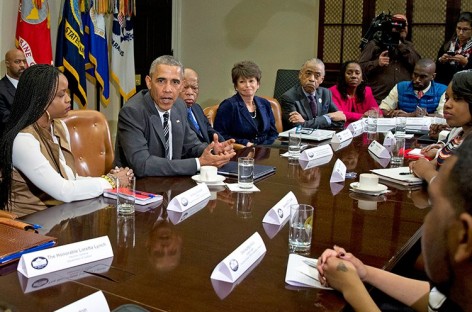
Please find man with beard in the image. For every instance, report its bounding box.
[380,58,447,117]
[179,68,223,143]
[280,58,346,130]
[0,48,27,133]
[316,136,472,311]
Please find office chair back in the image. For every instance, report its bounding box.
[273,69,300,103]
[61,110,114,177]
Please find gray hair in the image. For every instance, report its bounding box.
[149,55,184,78]
[301,58,325,76]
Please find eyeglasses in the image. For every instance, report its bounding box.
[456,26,472,33]
[295,127,315,135]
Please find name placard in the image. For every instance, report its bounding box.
[262,191,297,225]
[211,232,266,283]
[167,197,210,225]
[331,138,352,152]
[330,182,345,195]
[376,118,396,132]
[368,140,390,159]
[383,131,396,149]
[330,129,353,144]
[330,159,346,183]
[17,236,113,278]
[299,145,333,170]
[347,120,364,137]
[55,291,109,312]
[368,150,390,168]
[167,184,211,212]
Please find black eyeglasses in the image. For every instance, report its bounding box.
[295,127,315,135]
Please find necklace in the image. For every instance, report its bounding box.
[250,108,257,119]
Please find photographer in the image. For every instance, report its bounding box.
[359,14,421,104]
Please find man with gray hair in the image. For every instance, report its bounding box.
[280,58,345,130]
[114,55,235,177]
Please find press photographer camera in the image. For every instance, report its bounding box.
[360,12,407,52]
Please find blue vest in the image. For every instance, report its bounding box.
[397,81,447,113]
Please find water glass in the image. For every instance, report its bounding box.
[117,176,136,215]
[288,132,302,158]
[117,214,136,248]
[366,110,378,133]
[390,137,405,167]
[238,157,254,189]
[289,204,314,254]
[395,117,406,137]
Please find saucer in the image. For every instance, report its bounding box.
[192,174,226,184]
[350,182,388,195]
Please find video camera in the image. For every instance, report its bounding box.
[360,12,407,52]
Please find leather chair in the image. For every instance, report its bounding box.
[273,69,299,103]
[203,104,220,127]
[61,110,114,177]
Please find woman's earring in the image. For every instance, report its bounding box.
[45,110,51,122]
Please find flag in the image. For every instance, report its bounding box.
[55,0,87,108]
[83,5,110,105]
[111,9,136,101]
[15,0,53,65]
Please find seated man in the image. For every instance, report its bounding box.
[114,55,235,177]
[317,136,472,311]
[280,58,346,130]
[179,68,223,144]
[380,58,447,117]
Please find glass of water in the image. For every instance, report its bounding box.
[289,204,314,254]
[238,157,254,189]
[117,176,136,215]
[288,131,302,158]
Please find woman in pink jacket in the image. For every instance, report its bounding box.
[329,61,381,122]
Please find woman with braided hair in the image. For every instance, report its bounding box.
[0,64,133,216]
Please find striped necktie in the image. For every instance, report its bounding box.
[163,112,170,159]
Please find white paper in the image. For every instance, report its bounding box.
[54,291,109,312]
[368,140,391,159]
[376,118,396,132]
[17,236,113,278]
[167,198,210,224]
[167,184,211,212]
[299,145,333,169]
[285,254,332,289]
[407,148,423,156]
[330,159,346,183]
[347,120,364,137]
[331,138,352,151]
[225,183,260,192]
[368,150,390,168]
[262,192,297,225]
[330,129,353,144]
[383,131,396,148]
[263,222,287,239]
[210,232,266,283]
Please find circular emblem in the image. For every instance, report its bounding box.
[277,208,284,218]
[32,278,49,288]
[181,197,189,206]
[229,259,239,272]
[308,152,314,158]
[31,257,48,270]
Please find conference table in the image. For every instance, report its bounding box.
[0,132,431,312]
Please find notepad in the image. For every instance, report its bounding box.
[217,161,276,180]
[370,167,424,186]
[103,188,163,205]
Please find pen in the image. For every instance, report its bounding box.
[135,191,155,198]
[302,259,317,268]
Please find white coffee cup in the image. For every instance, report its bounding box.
[358,173,379,190]
[200,166,218,182]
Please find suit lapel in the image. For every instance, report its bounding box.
[191,107,209,142]
[238,99,257,131]
[144,92,167,153]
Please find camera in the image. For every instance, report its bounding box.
[360,12,407,52]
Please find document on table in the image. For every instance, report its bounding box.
[285,254,332,289]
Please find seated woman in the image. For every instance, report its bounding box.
[329,61,381,123]
[0,65,133,217]
[410,69,472,183]
[436,12,472,85]
[213,61,278,147]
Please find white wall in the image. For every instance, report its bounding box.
[179,0,319,107]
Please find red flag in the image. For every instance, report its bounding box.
[15,0,53,65]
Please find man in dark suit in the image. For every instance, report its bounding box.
[280,58,346,130]
[114,55,235,177]
[179,68,223,143]
[0,49,27,132]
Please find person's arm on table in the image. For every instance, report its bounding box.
[409,157,438,183]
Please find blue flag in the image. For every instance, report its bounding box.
[83,5,110,105]
[55,0,87,108]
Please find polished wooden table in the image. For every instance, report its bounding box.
[0,133,430,311]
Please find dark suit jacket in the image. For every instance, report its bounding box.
[213,93,278,146]
[114,90,207,177]
[188,103,224,143]
[280,85,342,130]
[0,76,16,124]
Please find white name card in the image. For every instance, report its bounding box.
[167,184,211,212]
[17,236,113,278]
[368,150,390,168]
[262,191,297,225]
[330,129,353,144]
[167,197,210,225]
[376,118,396,132]
[299,145,334,170]
[330,182,344,195]
[347,120,364,137]
[368,140,390,159]
[383,131,396,148]
[331,138,352,152]
[330,159,347,183]
[55,291,109,312]
[211,232,266,283]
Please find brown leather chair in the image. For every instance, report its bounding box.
[260,96,283,133]
[203,104,220,127]
[61,110,114,177]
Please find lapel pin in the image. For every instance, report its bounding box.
[318,98,322,103]
[176,120,180,123]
